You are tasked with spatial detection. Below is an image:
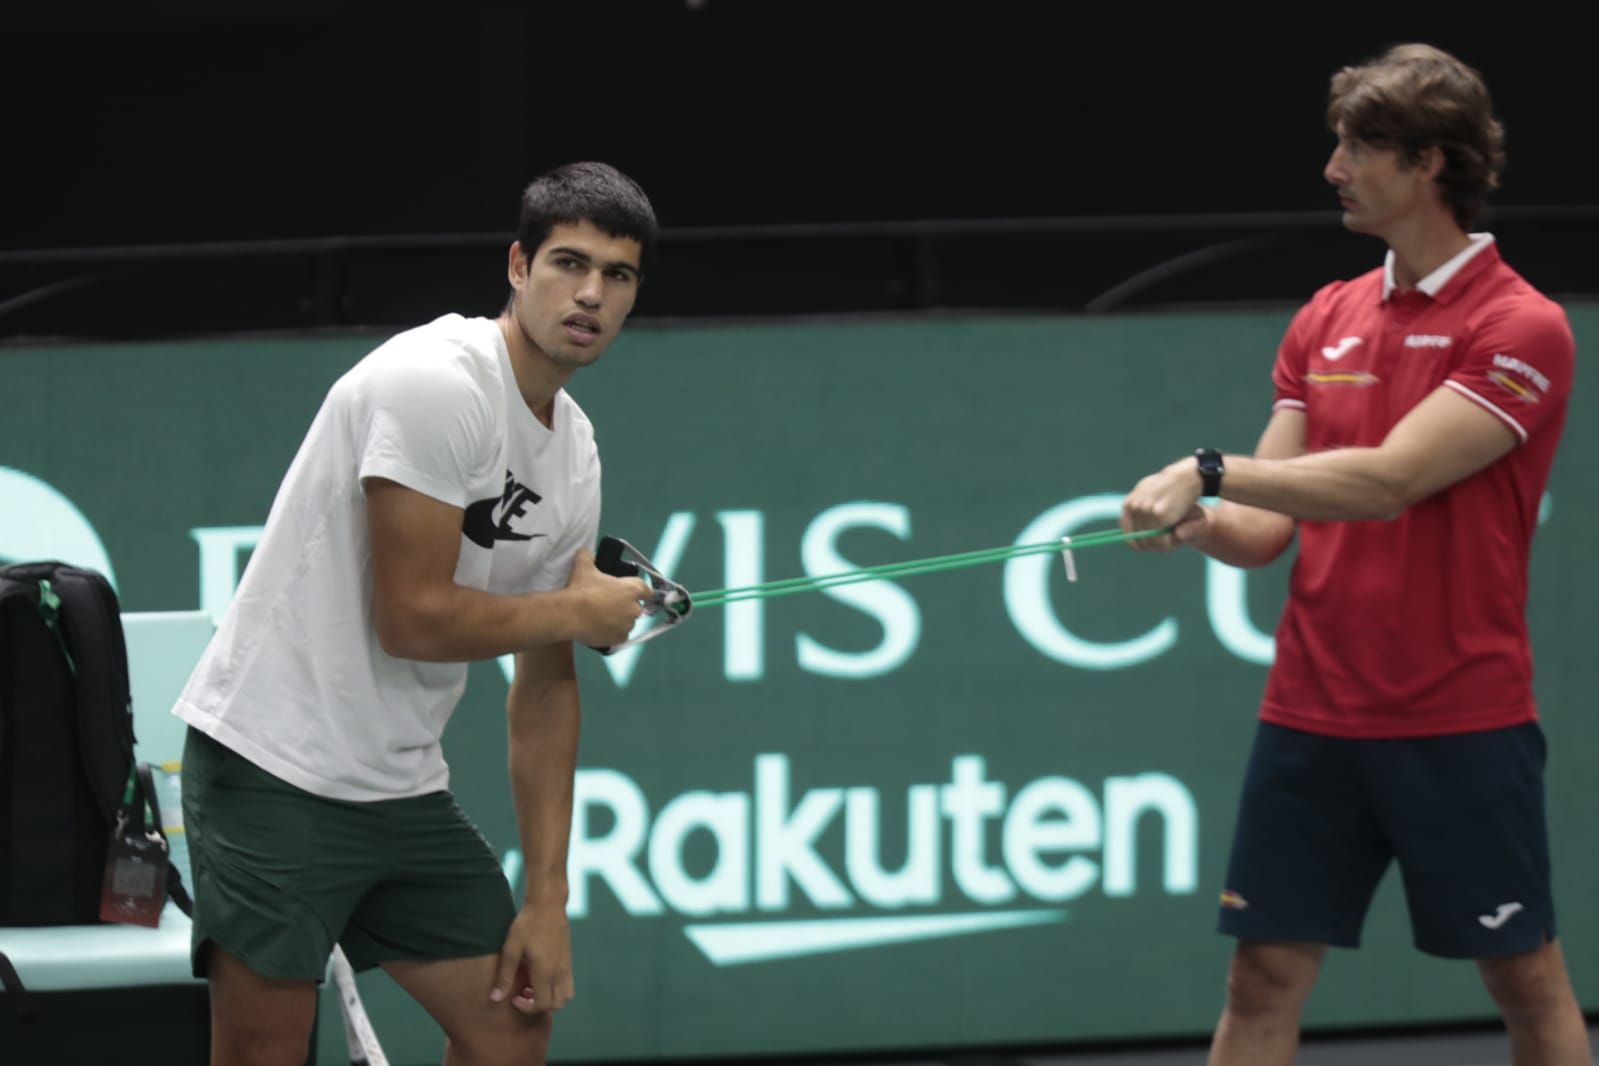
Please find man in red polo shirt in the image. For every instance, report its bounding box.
[1121,44,1588,1065]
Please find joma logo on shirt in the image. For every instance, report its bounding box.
[1319,336,1363,361]
[463,471,546,548]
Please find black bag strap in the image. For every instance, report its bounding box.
[134,762,194,918]
[42,565,135,821]
[33,578,77,675]
[165,862,194,919]
[0,950,37,1024]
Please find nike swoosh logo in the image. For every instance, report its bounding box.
[683,909,1068,966]
[1479,902,1524,929]
[1321,336,1363,361]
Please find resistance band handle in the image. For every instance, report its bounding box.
[594,535,640,580]
[589,536,637,656]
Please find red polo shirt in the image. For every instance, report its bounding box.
[1261,237,1574,738]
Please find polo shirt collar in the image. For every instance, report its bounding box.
[1382,232,1496,303]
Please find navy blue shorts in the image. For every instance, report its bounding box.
[1217,721,1554,959]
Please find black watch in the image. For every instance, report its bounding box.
[1194,448,1224,497]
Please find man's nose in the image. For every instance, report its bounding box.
[575,269,603,307]
[1324,147,1347,185]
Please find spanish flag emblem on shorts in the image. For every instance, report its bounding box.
[1219,889,1249,910]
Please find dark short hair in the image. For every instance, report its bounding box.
[515,162,658,273]
[1327,43,1506,229]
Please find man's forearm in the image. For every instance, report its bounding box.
[379,584,585,663]
[1212,388,1518,522]
[1128,383,1520,556]
[508,679,581,908]
[1187,501,1297,569]
[1217,448,1411,522]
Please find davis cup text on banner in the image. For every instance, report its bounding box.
[188,492,1283,681]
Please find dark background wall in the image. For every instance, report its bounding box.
[3,3,1596,334]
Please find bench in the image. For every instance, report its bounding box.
[0,611,215,1063]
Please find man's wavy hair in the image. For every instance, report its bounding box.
[1327,43,1506,229]
[515,162,658,272]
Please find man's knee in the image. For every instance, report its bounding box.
[447,1009,552,1066]
[1480,941,1577,1024]
[206,943,318,1066]
[1223,940,1325,1019]
[211,1026,317,1066]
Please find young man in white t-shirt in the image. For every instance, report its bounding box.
[174,162,655,1066]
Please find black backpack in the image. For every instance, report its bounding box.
[0,563,193,1017]
[0,562,141,926]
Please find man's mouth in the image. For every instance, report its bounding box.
[562,314,601,344]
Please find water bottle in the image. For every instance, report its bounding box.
[156,761,191,890]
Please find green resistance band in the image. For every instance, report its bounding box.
[689,526,1170,609]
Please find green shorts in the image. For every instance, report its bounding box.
[181,727,516,981]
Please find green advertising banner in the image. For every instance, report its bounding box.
[3,307,1595,1063]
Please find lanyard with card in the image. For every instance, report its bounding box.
[99,766,169,927]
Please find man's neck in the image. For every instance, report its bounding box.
[1384,210,1473,293]
[497,313,570,428]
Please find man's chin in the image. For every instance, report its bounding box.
[1340,208,1387,237]
[548,343,605,369]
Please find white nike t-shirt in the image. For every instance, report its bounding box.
[174,314,601,801]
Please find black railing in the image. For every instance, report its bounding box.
[3,206,1596,341]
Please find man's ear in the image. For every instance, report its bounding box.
[1417,144,1446,181]
[506,241,528,288]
